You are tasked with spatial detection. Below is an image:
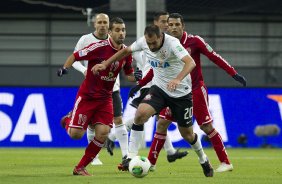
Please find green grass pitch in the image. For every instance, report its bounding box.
[0,148,281,184]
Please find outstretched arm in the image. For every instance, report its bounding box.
[91,47,132,74]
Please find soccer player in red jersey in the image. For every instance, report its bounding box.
[57,17,136,176]
[142,13,246,173]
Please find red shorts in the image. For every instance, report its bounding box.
[69,95,114,130]
[159,85,213,126]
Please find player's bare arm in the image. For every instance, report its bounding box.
[167,55,195,91]
[57,54,76,77]
[92,47,132,74]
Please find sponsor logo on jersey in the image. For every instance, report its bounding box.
[101,76,117,81]
[144,94,152,100]
[148,59,170,68]
[78,50,87,57]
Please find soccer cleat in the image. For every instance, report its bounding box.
[105,138,115,156]
[215,163,233,172]
[60,111,72,128]
[117,157,131,171]
[149,165,156,172]
[91,157,103,166]
[200,159,214,177]
[167,149,188,163]
[73,166,92,176]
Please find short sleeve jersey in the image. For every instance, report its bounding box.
[74,38,133,99]
[74,33,120,92]
[130,33,191,98]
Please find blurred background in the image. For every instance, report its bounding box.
[0,0,282,87]
[0,0,282,148]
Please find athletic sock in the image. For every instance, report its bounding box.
[115,124,129,157]
[76,137,104,168]
[148,132,167,165]
[190,133,207,164]
[208,128,230,164]
[128,123,144,158]
[163,134,176,155]
[108,128,116,141]
[86,127,95,143]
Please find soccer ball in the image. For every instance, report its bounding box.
[129,156,151,178]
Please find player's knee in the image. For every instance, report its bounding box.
[68,128,84,140]
[135,111,149,125]
[200,123,213,134]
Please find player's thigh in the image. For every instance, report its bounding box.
[193,86,213,126]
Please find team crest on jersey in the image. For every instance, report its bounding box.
[159,50,167,59]
[144,94,152,100]
[110,61,119,72]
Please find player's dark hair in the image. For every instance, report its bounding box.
[153,11,169,21]
[109,17,124,30]
[144,24,161,38]
[168,13,184,26]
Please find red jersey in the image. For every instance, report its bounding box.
[74,38,133,99]
[180,32,237,90]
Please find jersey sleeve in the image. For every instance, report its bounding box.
[123,54,134,75]
[196,36,237,76]
[130,37,145,53]
[171,39,189,60]
[74,36,85,52]
[73,42,99,61]
[138,68,153,87]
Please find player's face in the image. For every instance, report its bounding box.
[145,34,163,52]
[168,18,184,40]
[109,23,126,45]
[94,14,109,37]
[154,15,169,33]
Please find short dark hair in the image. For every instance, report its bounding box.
[144,24,161,38]
[153,11,169,21]
[168,13,184,26]
[109,17,124,30]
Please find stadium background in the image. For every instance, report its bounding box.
[0,0,282,148]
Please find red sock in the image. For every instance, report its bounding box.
[76,137,104,168]
[208,128,230,164]
[147,132,166,165]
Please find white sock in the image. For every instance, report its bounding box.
[124,117,134,132]
[190,134,207,164]
[115,124,128,157]
[164,134,176,155]
[87,127,95,143]
[108,128,116,141]
[128,129,143,158]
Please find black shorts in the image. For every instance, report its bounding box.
[112,90,123,117]
[142,85,193,127]
[130,88,150,108]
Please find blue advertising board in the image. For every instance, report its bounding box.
[0,87,282,148]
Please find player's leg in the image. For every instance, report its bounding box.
[193,85,233,172]
[110,91,128,158]
[147,116,170,171]
[170,92,213,177]
[87,127,103,165]
[73,99,113,176]
[74,123,110,176]
[158,108,188,162]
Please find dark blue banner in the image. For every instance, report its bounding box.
[0,87,281,148]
